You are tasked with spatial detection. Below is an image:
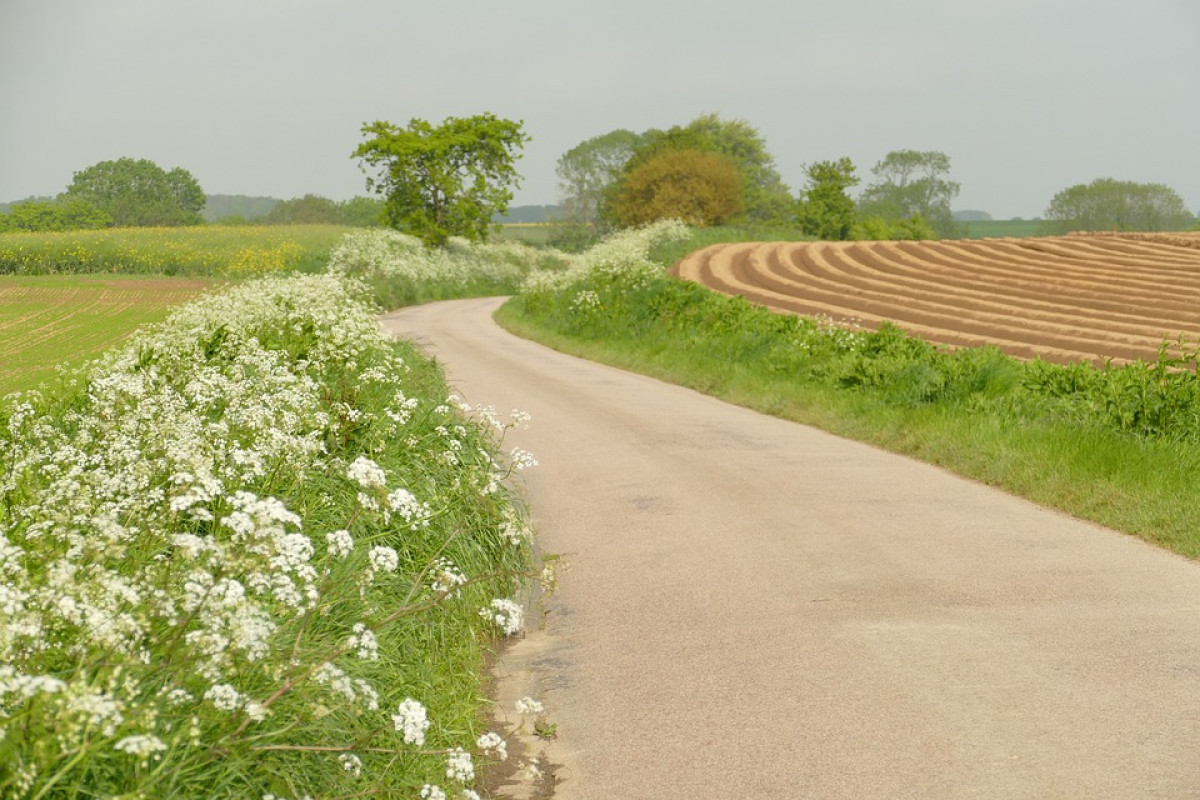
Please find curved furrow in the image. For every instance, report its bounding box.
[795,245,1181,360]
[674,236,1200,364]
[946,239,1188,291]
[850,242,1200,335]
[715,244,1148,363]
[1050,236,1200,267]
[887,241,1200,318]
[933,241,1200,307]
[1015,238,1200,275]
[864,242,1161,320]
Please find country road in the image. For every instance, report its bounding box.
[381,297,1200,800]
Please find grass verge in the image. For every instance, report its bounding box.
[1,274,534,797]
[497,255,1200,561]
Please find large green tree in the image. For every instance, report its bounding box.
[797,158,859,240]
[613,148,743,228]
[1045,178,1192,232]
[675,113,792,221]
[62,157,205,226]
[353,113,529,246]
[857,149,960,237]
[608,113,792,224]
[556,129,643,229]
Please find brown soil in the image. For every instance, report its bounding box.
[671,233,1200,364]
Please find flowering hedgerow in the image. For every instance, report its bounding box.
[516,220,690,330]
[518,219,689,296]
[327,229,568,308]
[0,273,533,798]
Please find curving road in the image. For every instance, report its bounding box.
[382,297,1200,800]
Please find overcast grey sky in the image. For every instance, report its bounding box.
[2,0,1197,220]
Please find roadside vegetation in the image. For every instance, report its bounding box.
[499,220,1200,560]
[0,272,538,798]
[0,222,570,797]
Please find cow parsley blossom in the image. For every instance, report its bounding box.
[347,623,379,660]
[476,731,507,761]
[347,456,387,489]
[392,697,430,745]
[479,598,524,636]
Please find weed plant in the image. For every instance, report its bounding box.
[0,274,534,798]
[504,225,1200,558]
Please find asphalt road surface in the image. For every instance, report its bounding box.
[382,297,1200,800]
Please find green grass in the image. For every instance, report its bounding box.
[499,270,1200,561]
[960,219,1052,238]
[0,274,222,395]
[0,223,350,276]
[496,223,558,246]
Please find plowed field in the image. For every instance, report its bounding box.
[672,232,1200,364]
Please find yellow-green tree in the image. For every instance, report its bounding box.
[613,149,742,228]
[354,113,529,246]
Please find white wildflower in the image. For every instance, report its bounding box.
[356,491,380,512]
[476,731,507,761]
[429,558,467,597]
[446,746,475,782]
[347,622,379,660]
[479,598,524,636]
[339,752,363,777]
[244,700,269,722]
[386,487,430,528]
[420,786,447,800]
[114,734,168,757]
[368,545,399,574]
[203,683,242,712]
[355,678,380,711]
[392,697,430,745]
[509,447,538,471]
[325,529,354,558]
[515,696,544,715]
[347,455,387,489]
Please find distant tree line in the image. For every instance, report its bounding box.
[0,156,387,233]
[1043,178,1192,233]
[553,115,1196,242]
[4,134,1195,241]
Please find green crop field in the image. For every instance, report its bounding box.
[0,223,349,276]
[960,219,1051,238]
[0,274,222,394]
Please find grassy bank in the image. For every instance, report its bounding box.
[497,224,1200,560]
